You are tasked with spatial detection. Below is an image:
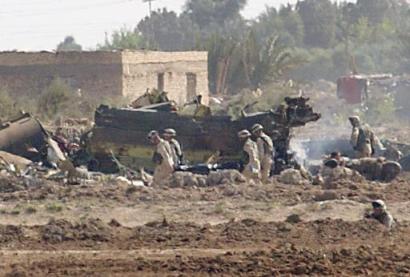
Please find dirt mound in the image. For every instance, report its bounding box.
[130,245,410,275]
[0,225,24,244]
[0,176,26,193]
[131,220,211,248]
[0,217,406,249]
[41,218,112,243]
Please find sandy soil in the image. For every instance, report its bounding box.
[1,171,410,276]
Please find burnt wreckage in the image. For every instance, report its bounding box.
[85,96,321,173]
[0,112,48,161]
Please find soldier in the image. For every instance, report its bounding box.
[251,123,274,183]
[193,95,211,118]
[323,152,347,167]
[238,129,261,181]
[365,200,394,229]
[320,154,357,186]
[147,130,175,185]
[349,116,385,158]
[347,157,401,182]
[163,128,184,166]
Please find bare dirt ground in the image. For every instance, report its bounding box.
[1,172,410,276]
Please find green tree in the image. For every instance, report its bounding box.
[56,36,82,52]
[356,0,392,25]
[252,5,303,47]
[296,0,337,48]
[184,0,247,28]
[203,34,238,94]
[137,9,198,50]
[278,5,304,46]
[98,27,143,50]
[252,7,282,43]
[240,32,303,90]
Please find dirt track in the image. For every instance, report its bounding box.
[1,173,410,275]
[1,219,410,276]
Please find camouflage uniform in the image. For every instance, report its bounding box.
[169,138,183,165]
[257,133,274,183]
[347,157,401,182]
[366,200,394,229]
[163,128,184,166]
[242,137,261,180]
[238,130,260,181]
[349,116,384,158]
[153,138,175,185]
[348,157,384,181]
[369,210,394,229]
[252,124,274,183]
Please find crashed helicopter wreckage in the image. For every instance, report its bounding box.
[0,112,48,161]
[84,96,321,173]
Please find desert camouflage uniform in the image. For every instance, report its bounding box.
[242,138,261,181]
[169,138,183,166]
[257,133,274,183]
[350,118,384,158]
[366,200,395,229]
[369,210,395,229]
[347,157,401,182]
[348,157,385,181]
[153,139,175,185]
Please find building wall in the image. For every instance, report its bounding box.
[121,51,209,105]
[0,51,209,105]
[0,51,123,98]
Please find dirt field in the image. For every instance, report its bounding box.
[1,172,410,276]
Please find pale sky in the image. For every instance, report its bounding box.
[0,0,351,51]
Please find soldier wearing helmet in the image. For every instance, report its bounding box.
[349,116,385,158]
[365,199,395,229]
[163,128,184,166]
[251,123,274,183]
[147,130,175,185]
[238,129,260,181]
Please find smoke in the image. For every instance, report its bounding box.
[290,136,354,165]
[289,138,309,165]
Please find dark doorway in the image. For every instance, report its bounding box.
[157,73,164,92]
[186,73,197,101]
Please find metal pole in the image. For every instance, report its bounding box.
[142,0,155,16]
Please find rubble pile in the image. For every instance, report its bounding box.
[167,170,246,188]
[0,93,408,195]
[41,218,112,243]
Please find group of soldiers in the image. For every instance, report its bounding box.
[237,124,274,183]
[318,115,402,182]
[323,115,397,229]
[147,128,183,185]
[146,123,275,185]
[145,116,396,229]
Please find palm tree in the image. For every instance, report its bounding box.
[240,32,303,90]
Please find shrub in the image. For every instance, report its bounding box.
[0,88,17,120]
[37,78,74,121]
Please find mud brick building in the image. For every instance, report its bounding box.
[0,50,209,105]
